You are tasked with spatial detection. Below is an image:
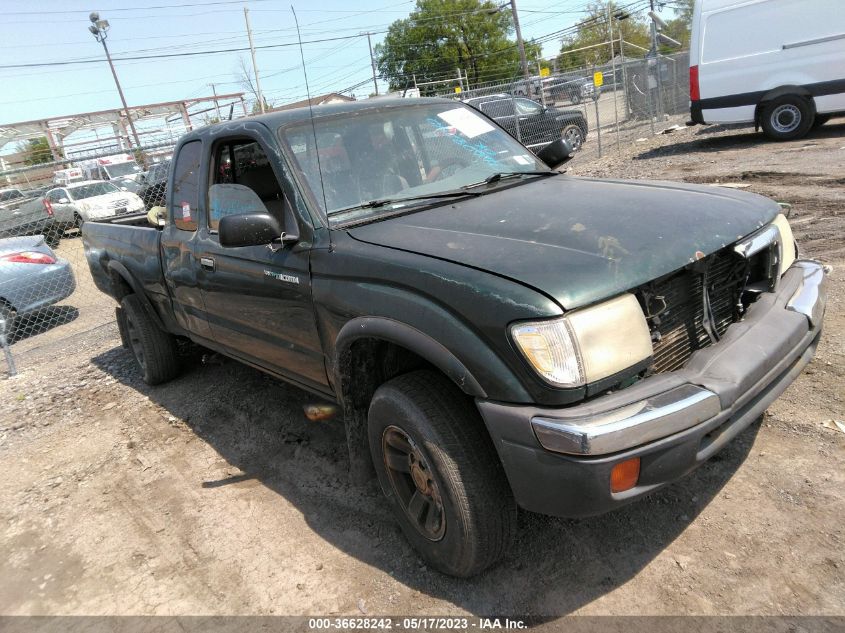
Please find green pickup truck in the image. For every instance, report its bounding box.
[82,98,828,577]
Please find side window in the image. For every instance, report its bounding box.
[481,100,514,118]
[171,140,202,231]
[209,140,283,231]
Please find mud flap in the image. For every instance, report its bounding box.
[344,408,376,485]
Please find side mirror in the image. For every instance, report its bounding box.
[219,213,282,248]
[58,197,70,204]
[211,183,299,248]
[536,138,575,169]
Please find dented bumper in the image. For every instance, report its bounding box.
[477,260,828,518]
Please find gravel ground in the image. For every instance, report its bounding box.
[1,119,843,617]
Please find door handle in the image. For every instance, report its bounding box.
[200,257,215,271]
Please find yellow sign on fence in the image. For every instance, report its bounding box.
[454,86,462,94]
[593,71,604,87]
[539,67,550,77]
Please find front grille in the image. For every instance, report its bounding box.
[109,198,129,209]
[641,249,751,373]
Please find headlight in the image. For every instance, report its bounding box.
[772,213,796,275]
[511,293,653,388]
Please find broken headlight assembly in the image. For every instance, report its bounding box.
[510,293,653,388]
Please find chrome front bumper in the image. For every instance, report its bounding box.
[530,260,829,456]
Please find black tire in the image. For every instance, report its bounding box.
[73,213,84,230]
[570,92,582,105]
[561,124,585,151]
[368,370,516,577]
[120,294,179,385]
[760,95,814,141]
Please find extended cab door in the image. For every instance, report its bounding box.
[160,139,214,341]
[193,127,328,392]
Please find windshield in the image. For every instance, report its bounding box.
[104,162,141,178]
[281,101,546,222]
[68,181,121,200]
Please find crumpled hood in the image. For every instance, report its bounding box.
[347,175,781,310]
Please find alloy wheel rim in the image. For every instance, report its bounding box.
[382,425,446,541]
[771,104,801,133]
[564,127,583,150]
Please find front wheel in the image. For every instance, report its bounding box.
[368,370,516,577]
[761,96,814,141]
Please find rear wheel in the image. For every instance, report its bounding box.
[570,92,582,105]
[761,96,814,141]
[368,370,516,577]
[120,294,179,385]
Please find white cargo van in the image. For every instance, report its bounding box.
[689,0,845,140]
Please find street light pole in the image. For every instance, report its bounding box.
[88,13,143,158]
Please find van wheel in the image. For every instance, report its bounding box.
[120,294,179,385]
[367,370,516,577]
[570,92,582,105]
[761,96,814,141]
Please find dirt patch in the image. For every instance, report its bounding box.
[1,119,844,617]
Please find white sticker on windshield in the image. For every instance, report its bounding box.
[513,155,531,165]
[436,108,495,138]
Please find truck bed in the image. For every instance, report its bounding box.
[81,215,168,306]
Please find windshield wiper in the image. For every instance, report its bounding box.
[464,170,558,189]
[329,189,482,215]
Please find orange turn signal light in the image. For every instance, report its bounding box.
[610,457,641,493]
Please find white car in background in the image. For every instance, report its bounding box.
[42,180,145,228]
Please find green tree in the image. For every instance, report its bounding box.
[376,0,542,92]
[656,0,694,52]
[556,1,650,70]
[18,137,58,166]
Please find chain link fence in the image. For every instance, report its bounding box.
[420,47,689,163]
[0,46,690,377]
[0,146,176,375]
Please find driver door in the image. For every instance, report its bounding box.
[194,132,328,391]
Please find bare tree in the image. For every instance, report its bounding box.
[234,56,269,112]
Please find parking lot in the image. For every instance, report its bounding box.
[1,120,843,617]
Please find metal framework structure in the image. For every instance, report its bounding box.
[0,93,247,162]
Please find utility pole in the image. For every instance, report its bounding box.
[88,13,143,159]
[510,0,531,84]
[365,32,379,96]
[244,7,265,114]
[209,83,222,121]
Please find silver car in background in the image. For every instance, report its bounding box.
[0,235,76,342]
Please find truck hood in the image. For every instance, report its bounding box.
[346,176,781,310]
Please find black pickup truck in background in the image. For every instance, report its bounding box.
[82,98,827,577]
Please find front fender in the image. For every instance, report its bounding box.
[334,317,487,398]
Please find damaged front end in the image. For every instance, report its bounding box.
[637,223,783,375]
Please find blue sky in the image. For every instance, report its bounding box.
[0,0,608,127]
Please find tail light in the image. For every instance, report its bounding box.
[1,251,57,265]
[689,65,700,101]
[43,198,54,217]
